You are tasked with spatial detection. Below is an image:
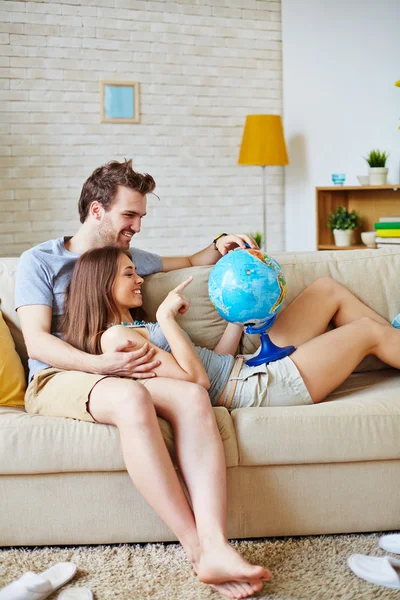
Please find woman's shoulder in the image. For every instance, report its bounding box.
[104,323,129,335]
[101,324,132,344]
[101,323,148,353]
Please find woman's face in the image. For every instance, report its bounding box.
[112,253,144,312]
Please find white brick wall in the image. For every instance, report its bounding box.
[1,0,284,257]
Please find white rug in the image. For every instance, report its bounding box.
[1,532,399,599]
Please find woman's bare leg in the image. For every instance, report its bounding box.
[290,316,399,403]
[88,377,268,599]
[144,378,270,593]
[269,277,388,349]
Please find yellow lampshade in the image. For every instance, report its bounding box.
[238,114,289,166]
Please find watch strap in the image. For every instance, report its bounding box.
[213,233,228,251]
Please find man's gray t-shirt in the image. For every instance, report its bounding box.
[15,237,163,382]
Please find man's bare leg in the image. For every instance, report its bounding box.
[88,378,269,599]
[88,379,200,550]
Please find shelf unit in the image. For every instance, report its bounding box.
[316,185,400,250]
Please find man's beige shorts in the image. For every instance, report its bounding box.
[25,368,112,422]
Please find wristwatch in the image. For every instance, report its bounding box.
[213,233,228,252]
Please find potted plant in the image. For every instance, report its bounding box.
[364,149,389,185]
[327,206,361,247]
[250,232,263,249]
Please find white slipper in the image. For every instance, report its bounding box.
[347,553,400,589]
[0,563,77,600]
[379,534,400,554]
[58,589,93,600]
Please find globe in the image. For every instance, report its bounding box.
[208,248,286,328]
[208,248,294,365]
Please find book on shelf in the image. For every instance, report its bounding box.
[379,217,400,222]
[377,243,400,249]
[376,237,400,244]
[373,229,400,237]
[374,222,400,229]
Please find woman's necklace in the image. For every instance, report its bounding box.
[107,319,147,328]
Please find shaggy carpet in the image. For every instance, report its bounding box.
[1,533,399,599]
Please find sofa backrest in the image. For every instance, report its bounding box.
[2,247,400,374]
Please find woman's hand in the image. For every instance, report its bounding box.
[154,275,210,389]
[156,276,194,321]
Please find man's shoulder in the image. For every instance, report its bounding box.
[130,246,154,258]
[20,238,64,264]
[18,238,70,279]
[130,246,163,276]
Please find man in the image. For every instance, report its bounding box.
[14,160,269,596]
[16,158,258,399]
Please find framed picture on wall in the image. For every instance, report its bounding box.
[100,81,140,123]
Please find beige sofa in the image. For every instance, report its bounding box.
[1,248,400,547]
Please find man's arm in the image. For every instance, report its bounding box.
[17,305,160,378]
[161,233,258,272]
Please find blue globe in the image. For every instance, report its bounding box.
[208,248,287,329]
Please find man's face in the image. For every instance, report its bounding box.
[97,186,147,249]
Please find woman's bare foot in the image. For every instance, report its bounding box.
[210,580,264,599]
[194,540,271,585]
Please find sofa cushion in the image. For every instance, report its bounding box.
[0,311,26,407]
[0,258,28,373]
[0,406,238,475]
[232,369,400,466]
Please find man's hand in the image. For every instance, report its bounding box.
[215,233,259,256]
[98,340,161,379]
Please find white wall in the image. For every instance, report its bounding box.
[0,0,284,257]
[282,0,400,251]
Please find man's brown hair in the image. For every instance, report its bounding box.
[78,159,156,223]
[62,246,146,355]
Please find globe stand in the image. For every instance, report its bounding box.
[245,317,295,367]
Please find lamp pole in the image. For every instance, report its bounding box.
[238,115,288,253]
[262,165,267,251]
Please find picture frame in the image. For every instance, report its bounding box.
[100,81,140,124]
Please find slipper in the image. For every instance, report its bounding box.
[347,553,400,589]
[0,563,77,600]
[58,589,93,600]
[379,534,400,554]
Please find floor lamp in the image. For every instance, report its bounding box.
[238,115,289,251]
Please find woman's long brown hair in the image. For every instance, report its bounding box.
[62,246,146,355]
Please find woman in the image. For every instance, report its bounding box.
[63,246,399,595]
[62,246,271,600]
[65,247,400,413]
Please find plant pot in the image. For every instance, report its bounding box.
[333,229,354,247]
[368,167,388,186]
